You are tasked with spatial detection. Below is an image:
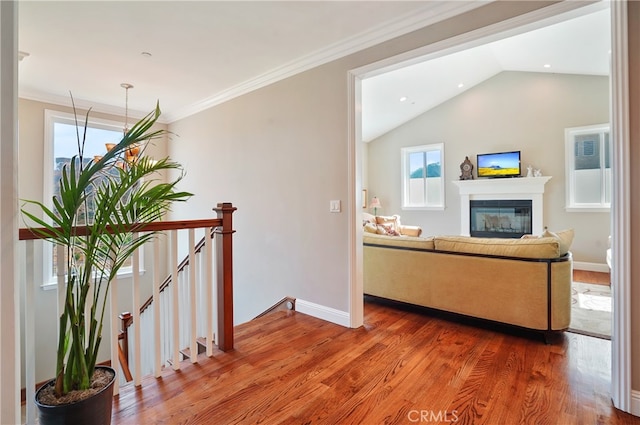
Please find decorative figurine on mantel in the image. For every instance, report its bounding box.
[460,156,474,180]
[527,165,533,177]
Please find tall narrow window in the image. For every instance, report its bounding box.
[565,124,611,211]
[43,110,134,287]
[401,143,444,210]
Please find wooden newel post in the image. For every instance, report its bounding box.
[213,202,236,351]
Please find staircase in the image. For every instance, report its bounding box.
[18,202,236,424]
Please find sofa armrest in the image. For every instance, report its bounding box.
[399,225,422,237]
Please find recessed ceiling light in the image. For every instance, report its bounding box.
[458,83,464,88]
[543,64,551,68]
[399,96,408,102]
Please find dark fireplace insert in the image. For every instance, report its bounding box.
[470,199,532,238]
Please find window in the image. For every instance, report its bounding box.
[565,124,611,211]
[43,110,137,287]
[401,143,444,210]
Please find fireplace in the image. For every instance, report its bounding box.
[453,176,551,237]
[470,199,532,238]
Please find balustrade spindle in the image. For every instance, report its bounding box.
[171,230,180,370]
[153,238,162,377]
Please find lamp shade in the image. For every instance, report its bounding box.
[369,197,382,209]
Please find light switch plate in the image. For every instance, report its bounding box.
[330,200,341,213]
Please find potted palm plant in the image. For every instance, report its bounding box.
[21,101,192,425]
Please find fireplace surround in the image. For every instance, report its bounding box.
[453,176,551,237]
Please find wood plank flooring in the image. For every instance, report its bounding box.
[112,299,639,425]
[574,269,611,286]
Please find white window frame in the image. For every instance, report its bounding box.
[401,143,445,211]
[42,109,142,289]
[564,123,611,212]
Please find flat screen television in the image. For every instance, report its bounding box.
[476,151,521,178]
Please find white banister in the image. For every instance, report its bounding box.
[205,229,214,356]
[189,229,197,363]
[132,232,141,386]
[56,244,65,331]
[153,237,162,377]
[170,230,180,370]
[179,269,187,357]
[212,239,218,347]
[24,240,36,424]
[110,274,120,396]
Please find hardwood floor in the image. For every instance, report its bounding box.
[112,299,639,425]
[574,269,611,286]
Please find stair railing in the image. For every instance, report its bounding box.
[18,202,235,424]
[120,223,221,380]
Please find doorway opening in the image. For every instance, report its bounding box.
[349,0,631,413]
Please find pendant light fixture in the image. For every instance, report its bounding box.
[95,83,140,166]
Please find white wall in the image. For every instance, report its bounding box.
[168,69,353,325]
[367,71,610,265]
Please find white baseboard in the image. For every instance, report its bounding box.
[631,390,640,417]
[295,299,350,328]
[573,261,610,273]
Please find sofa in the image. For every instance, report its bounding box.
[363,229,574,335]
[363,213,422,237]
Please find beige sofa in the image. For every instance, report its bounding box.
[363,232,573,335]
[363,213,422,237]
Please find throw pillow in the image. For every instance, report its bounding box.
[375,215,400,233]
[363,223,378,234]
[375,224,389,235]
[542,228,575,255]
[380,223,400,236]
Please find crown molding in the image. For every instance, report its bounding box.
[19,1,485,125]
[18,89,169,124]
[162,1,487,123]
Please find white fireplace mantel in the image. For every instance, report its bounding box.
[452,176,551,236]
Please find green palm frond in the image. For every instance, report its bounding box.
[21,101,192,396]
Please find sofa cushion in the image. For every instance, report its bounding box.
[433,235,561,259]
[399,225,422,237]
[364,233,435,250]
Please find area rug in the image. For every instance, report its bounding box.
[568,281,611,339]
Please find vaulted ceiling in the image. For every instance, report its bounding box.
[361,4,610,141]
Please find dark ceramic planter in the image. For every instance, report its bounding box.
[35,366,116,425]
